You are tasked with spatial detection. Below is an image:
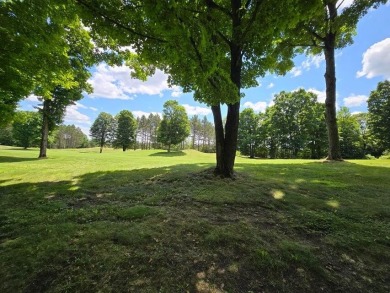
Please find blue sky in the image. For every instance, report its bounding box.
[20,2,390,135]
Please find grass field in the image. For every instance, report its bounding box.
[1,146,389,292]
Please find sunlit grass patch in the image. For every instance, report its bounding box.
[1,147,390,292]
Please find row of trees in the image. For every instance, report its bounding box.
[0,111,89,149]
[89,100,216,153]
[238,83,390,159]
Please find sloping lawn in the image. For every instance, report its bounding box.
[1,146,389,292]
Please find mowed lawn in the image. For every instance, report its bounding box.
[1,146,389,293]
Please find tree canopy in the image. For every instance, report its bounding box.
[368,80,390,150]
[114,110,137,151]
[90,112,117,153]
[77,0,318,176]
[157,100,190,152]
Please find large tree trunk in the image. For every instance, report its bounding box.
[210,0,242,177]
[323,2,342,161]
[324,37,342,160]
[38,100,49,159]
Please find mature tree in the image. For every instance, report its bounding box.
[238,108,260,158]
[266,90,320,158]
[157,100,190,152]
[54,125,89,149]
[90,112,117,153]
[337,107,364,158]
[114,110,137,151]
[190,115,202,150]
[199,116,215,152]
[0,124,15,146]
[12,111,41,149]
[290,0,386,160]
[148,113,161,149]
[0,1,98,125]
[367,80,390,149]
[77,0,317,177]
[306,103,328,159]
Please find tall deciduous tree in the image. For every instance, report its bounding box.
[90,112,117,153]
[266,90,320,158]
[157,100,190,152]
[77,0,316,177]
[337,107,364,158]
[367,80,390,150]
[238,108,260,159]
[12,111,41,149]
[290,0,386,160]
[114,110,137,151]
[0,0,97,125]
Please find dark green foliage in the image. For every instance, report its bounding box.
[0,124,15,146]
[90,112,117,153]
[368,80,390,150]
[238,108,262,158]
[338,107,364,159]
[114,110,137,151]
[157,100,190,152]
[53,125,89,148]
[0,0,95,125]
[12,111,41,149]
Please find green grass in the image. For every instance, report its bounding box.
[1,146,389,292]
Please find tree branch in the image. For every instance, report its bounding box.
[204,0,232,17]
[304,25,325,42]
[76,0,167,43]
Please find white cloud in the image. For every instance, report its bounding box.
[89,107,98,112]
[343,94,368,107]
[132,110,161,118]
[64,104,91,125]
[26,94,40,102]
[88,63,179,100]
[290,67,302,77]
[243,101,267,113]
[267,82,275,89]
[302,54,325,70]
[182,104,212,116]
[171,85,182,98]
[357,38,390,79]
[307,88,327,103]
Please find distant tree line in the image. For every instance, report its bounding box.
[88,100,215,153]
[0,111,90,149]
[238,84,390,159]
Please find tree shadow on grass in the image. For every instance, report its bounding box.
[149,151,187,157]
[0,156,38,163]
[1,161,390,293]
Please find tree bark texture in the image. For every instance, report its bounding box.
[324,36,342,160]
[211,0,242,177]
[38,100,49,159]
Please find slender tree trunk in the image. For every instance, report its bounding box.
[123,145,126,151]
[100,136,104,153]
[212,105,226,174]
[323,2,342,161]
[38,100,49,159]
[324,37,342,161]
